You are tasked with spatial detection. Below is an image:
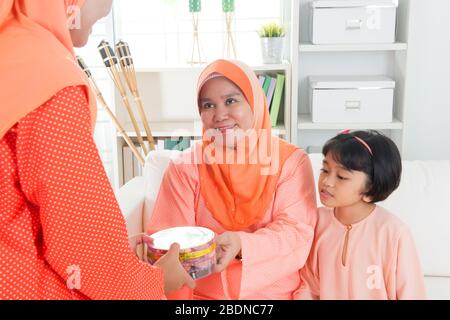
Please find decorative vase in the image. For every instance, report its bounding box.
[260,37,284,64]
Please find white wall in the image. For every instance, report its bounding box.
[402,0,450,160]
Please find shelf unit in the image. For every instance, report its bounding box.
[298,114,403,130]
[290,0,411,155]
[299,42,408,52]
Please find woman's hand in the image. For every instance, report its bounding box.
[214,231,242,273]
[154,243,196,294]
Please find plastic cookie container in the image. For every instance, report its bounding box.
[146,226,216,280]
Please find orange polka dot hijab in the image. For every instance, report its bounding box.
[196,59,298,231]
[0,0,96,139]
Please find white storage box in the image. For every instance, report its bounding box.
[310,0,398,44]
[309,75,395,123]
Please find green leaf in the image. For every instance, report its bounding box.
[258,22,285,38]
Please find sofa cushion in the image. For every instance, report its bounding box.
[424,276,450,300]
[380,160,450,277]
[143,150,182,231]
[116,176,146,236]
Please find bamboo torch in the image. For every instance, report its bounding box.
[223,0,237,59]
[115,40,156,151]
[77,56,145,166]
[97,40,149,155]
[188,0,205,64]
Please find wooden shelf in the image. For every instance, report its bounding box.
[252,63,291,72]
[118,121,287,137]
[299,42,408,52]
[297,114,403,130]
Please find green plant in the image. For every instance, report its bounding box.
[258,23,285,38]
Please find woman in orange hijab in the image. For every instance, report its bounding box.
[0,0,194,299]
[148,59,318,299]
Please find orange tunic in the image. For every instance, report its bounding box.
[148,148,317,300]
[0,86,164,300]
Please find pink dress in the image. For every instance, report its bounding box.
[295,206,427,300]
[148,148,317,299]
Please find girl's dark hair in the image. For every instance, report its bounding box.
[322,130,402,203]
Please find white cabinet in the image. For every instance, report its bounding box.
[309,75,395,123]
[290,0,411,154]
[310,0,398,44]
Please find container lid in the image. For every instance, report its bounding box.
[148,226,215,250]
[309,75,395,89]
[311,0,398,9]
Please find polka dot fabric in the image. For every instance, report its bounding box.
[0,86,164,300]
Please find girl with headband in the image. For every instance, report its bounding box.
[0,0,194,299]
[295,130,427,299]
[148,59,317,299]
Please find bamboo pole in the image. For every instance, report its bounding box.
[188,12,205,64]
[224,12,237,58]
[97,40,149,155]
[115,41,156,151]
[77,56,145,166]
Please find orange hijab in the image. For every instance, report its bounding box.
[0,0,95,140]
[197,59,298,231]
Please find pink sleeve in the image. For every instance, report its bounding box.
[395,227,428,299]
[294,247,320,300]
[147,160,198,299]
[233,151,318,298]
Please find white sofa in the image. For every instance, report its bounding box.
[116,150,450,299]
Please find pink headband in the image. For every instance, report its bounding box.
[340,129,373,156]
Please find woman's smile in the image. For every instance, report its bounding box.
[214,124,238,134]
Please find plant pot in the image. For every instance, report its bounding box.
[260,37,284,64]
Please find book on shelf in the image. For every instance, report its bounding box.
[164,137,191,151]
[262,75,272,97]
[258,75,266,87]
[269,73,285,128]
[266,76,277,110]
[156,139,165,150]
[122,145,143,185]
[133,147,143,177]
[122,145,134,184]
[258,74,278,111]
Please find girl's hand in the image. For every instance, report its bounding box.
[154,243,196,294]
[214,231,242,273]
